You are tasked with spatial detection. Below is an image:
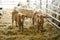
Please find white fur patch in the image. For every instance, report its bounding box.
[18,13,23,15]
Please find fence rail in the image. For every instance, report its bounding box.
[39,6,60,29]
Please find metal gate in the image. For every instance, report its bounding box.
[40,0,60,29]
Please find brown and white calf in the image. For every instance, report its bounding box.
[32,12,44,32]
[17,13,26,31]
[12,9,26,31]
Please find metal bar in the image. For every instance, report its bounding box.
[40,8,60,23]
[46,8,60,15]
[47,18,60,29]
[47,14,60,22]
[46,3,60,8]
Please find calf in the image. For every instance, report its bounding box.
[32,12,44,32]
[12,9,18,27]
[12,9,26,31]
[17,13,26,31]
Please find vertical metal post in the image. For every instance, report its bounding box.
[27,0,30,9]
[40,0,41,9]
[46,0,48,13]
